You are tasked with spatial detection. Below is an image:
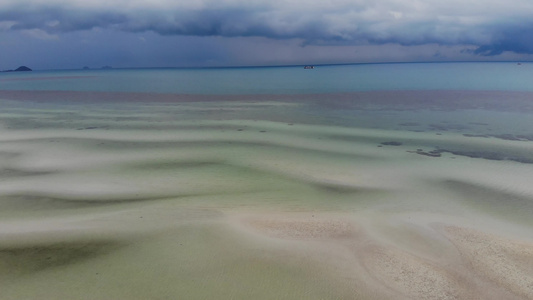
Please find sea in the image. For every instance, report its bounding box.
[2,62,533,153]
[2,62,533,94]
[1,62,533,299]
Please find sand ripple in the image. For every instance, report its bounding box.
[244,217,357,240]
[2,93,533,299]
[444,226,533,299]
[360,245,463,300]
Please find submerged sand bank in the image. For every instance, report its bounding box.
[2,204,532,299]
[2,89,533,113]
[1,92,533,299]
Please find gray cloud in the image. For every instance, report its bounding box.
[472,23,533,56]
[1,0,533,56]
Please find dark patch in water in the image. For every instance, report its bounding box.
[0,240,124,275]
[462,133,533,141]
[444,180,533,225]
[311,182,372,194]
[442,150,505,161]
[463,134,490,138]
[428,124,469,131]
[0,194,182,210]
[407,148,533,164]
[408,149,442,157]
[398,122,420,126]
[126,160,222,171]
[491,134,522,141]
[516,134,533,141]
[0,168,57,179]
[76,126,100,130]
[489,134,533,142]
[380,141,403,146]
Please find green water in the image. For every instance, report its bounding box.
[1,63,533,299]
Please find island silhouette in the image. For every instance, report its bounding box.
[1,66,32,72]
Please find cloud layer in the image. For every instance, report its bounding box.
[1,0,533,57]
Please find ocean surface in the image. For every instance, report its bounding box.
[1,62,533,299]
[1,62,533,93]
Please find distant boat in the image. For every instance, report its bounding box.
[304,65,315,69]
[517,62,522,65]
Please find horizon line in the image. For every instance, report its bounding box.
[7,59,532,72]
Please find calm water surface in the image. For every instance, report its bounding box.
[1,62,532,94]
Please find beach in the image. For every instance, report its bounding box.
[1,65,533,299]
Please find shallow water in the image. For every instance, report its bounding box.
[1,64,533,299]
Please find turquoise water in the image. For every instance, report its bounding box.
[2,63,533,299]
[1,62,532,94]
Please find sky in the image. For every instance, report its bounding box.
[1,0,533,70]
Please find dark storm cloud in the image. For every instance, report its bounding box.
[1,0,533,56]
[473,23,533,56]
[1,4,337,40]
[1,6,128,32]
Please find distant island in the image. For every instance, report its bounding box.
[1,66,32,72]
